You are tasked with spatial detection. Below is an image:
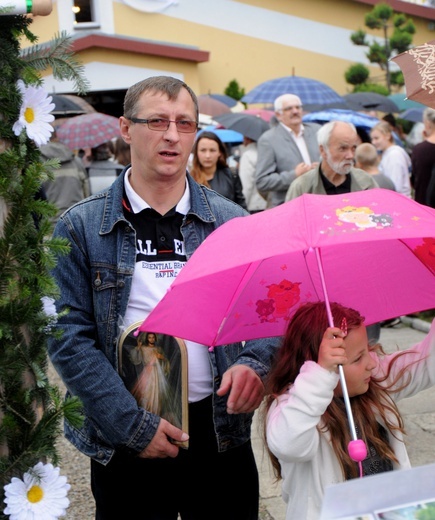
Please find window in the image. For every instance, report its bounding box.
[72,0,94,24]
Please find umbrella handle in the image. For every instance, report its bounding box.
[314,248,367,469]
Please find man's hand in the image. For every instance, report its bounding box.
[138,419,189,459]
[295,162,318,177]
[216,365,264,414]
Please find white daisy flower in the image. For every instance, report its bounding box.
[4,462,70,520]
[12,80,55,147]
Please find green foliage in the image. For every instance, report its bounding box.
[390,70,404,87]
[350,29,367,46]
[224,79,245,101]
[20,31,90,94]
[0,14,87,513]
[365,3,393,28]
[345,63,370,85]
[353,83,389,96]
[348,2,415,92]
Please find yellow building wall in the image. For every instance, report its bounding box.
[27,0,435,99]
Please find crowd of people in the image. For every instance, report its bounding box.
[42,76,435,520]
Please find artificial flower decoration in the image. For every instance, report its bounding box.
[3,462,70,520]
[12,79,55,147]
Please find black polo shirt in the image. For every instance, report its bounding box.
[319,164,351,195]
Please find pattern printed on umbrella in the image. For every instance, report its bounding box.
[56,112,121,150]
[253,204,404,325]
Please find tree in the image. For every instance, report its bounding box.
[224,79,245,101]
[347,3,415,93]
[0,14,84,515]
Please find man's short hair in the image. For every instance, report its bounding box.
[274,94,302,112]
[123,76,198,120]
[317,121,357,149]
[354,143,379,168]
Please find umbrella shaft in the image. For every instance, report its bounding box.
[338,365,357,441]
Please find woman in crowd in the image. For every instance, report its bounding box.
[370,121,412,198]
[190,131,247,209]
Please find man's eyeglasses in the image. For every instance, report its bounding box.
[281,105,302,112]
[130,117,198,133]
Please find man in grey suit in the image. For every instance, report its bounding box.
[255,94,320,208]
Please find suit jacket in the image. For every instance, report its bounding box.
[255,122,321,207]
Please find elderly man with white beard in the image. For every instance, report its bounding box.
[285,120,378,201]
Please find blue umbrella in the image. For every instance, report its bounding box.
[197,125,244,144]
[242,76,344,107]
[302,109,404,146]
[302,108,380,130]
[399,107,424,123]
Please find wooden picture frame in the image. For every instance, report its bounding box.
[118,321,189,448]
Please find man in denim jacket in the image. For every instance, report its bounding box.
[48,76,279,520]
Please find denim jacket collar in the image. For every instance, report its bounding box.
[99,170,216,235]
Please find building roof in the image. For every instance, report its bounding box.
[353,0,435,21]
[70,32,210,63]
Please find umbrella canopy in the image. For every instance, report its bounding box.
[205,93,239,108]
[241,76,345,108]
[302,108,380,131]
[213,113,270,141]
[139,189,435,348]
[56,112,121,150]
[197,95,232,117]
[344,92,399,113]
[196,125,244,144]
[242,108,275,122]
[50,94,96,117]
[399,107,424,123]
[391,41,435,109]
[388,93,426,112]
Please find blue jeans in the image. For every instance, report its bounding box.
[91,395,259,519]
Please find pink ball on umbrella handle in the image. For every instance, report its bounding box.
[348,439,367,462]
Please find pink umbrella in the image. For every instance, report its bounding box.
[56,112,120,150]
[140,190,435,346]
[140,189,435,463]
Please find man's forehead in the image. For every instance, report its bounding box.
[140,90,195,114]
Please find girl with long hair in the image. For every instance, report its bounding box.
[262,301,435,520]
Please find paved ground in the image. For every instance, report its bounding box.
[51,319,435,519]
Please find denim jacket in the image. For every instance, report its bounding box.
[48,171,280,465]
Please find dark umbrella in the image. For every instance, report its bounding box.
[50,94,95,116]
[214,113,270,141]
[344,92,399,113]
[241,76,344,108]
